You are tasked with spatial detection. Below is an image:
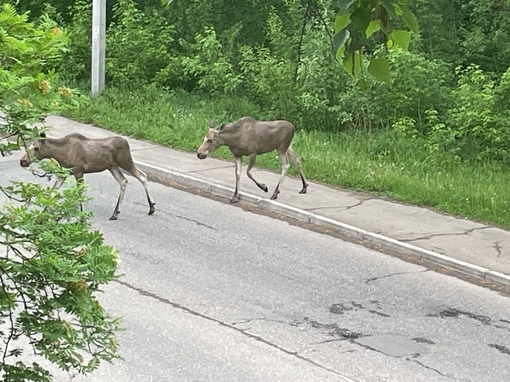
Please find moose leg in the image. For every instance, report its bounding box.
[270,152,291,200]
[127,166,156,216]
[246,154,268,192]
[287,147,308,194]
[230,157,242,203]
[109,167,128,220]
[73,174,85,213]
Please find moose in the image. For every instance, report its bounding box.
[197,116,308,203]
[20,132,156,220]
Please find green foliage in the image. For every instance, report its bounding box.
[334,0,420,84]
[414,0,510,76]
[106,0,175,86]
[294,25,352,130]
[239,45,297,118]
[447,65,510,161]
[0,3,80,153]
[383,50,452,130]
[180,27,242,94]
[1,5,120,380]
[56,0,92,83]
[0,181,121,381]
[64,85,264,150]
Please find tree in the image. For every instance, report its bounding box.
[0,4,120,381]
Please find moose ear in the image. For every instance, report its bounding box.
[218,123,226,132]
[208,119,215,129]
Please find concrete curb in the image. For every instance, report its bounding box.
[136,161,510,290]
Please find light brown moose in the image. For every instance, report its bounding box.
[197,116,308,203]
[20,133,155,220]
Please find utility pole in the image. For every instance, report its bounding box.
[91,0,106,96]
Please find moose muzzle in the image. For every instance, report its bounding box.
[20,154,31,168]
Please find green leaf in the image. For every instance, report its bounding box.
[342,51,364,79]
[389,29,411,50]
[367,57,391,84]
[402,6,419,34]
[381,0,397,17]
[350,7,371,34]
[333,29,350,55]
[357,78,369,91]
[366,20,381,38]
[338,0,357,12]
[334,13,351,33]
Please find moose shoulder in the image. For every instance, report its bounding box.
[197,116,308,203]
[20,133,155,220]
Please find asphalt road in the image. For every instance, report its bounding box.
[1,153,510,382]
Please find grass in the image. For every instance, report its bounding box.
[64,85,510,229]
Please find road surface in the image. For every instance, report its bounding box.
[1,153,510,381]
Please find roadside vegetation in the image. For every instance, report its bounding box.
[10,0,510,231]
[66,86,510,229]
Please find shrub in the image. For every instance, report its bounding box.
[179,27,242,95]
[447,65,510,161]
[106,0,174,86]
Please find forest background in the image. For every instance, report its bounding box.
[9,0,510,228]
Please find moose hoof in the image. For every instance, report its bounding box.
[149,204,156,215]
[230,196,239,203]
[259,185,268,193]
[299,188,307,194]
[270,193,279,200]
[109,215,118,221]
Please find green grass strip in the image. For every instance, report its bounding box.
[64,85,510,229]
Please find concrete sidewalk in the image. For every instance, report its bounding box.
[45,115,510,289]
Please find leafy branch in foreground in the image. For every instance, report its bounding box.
[1,4,121,381]
[0,181,121,381]
[333,0,419,86]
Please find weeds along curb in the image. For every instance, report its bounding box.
[136,161,510,290]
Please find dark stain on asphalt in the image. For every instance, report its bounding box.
[427,308,491,325]
[427,308,510,333]
[368,309,391,318]
[305,317,363,340]
[413,337,436,345]
[330,301,390,318]
[329,303,354,314]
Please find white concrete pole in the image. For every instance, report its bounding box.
[91,0,106,96]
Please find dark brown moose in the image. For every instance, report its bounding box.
[197,116,308,203]
[20,133,155,220]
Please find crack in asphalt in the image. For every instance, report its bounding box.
[364,269,428,283]
[132,203,217,230]
[304,197,376,212]
[408,359,460,380]
[231,317,300,327]
[115,279,354,380]
[489,343,510,356]
[400,226,490,243]
[185,165,233,174]
[173,213,218,230]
